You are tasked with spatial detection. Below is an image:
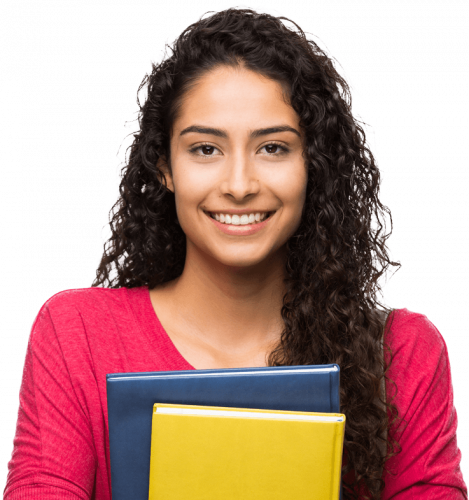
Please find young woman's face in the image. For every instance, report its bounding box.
[161,65,308,269]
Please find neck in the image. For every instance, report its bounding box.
[163,243,287,353]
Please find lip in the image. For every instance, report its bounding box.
[205,208,273,215]
[204,211,275,236]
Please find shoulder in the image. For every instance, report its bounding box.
[40,286,127,310]
[384,308,451,415]
[385,308,447,361]
[37,286,147,317]
[30,286,147,344]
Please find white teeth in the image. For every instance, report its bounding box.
[210,211,272,225]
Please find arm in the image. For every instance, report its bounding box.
[3,301,97,499]
[382,313,467,499]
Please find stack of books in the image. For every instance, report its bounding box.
[107,364,345,499]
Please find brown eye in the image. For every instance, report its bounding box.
[265,144,279,154]
[189,144,221,157]
[261,142,289,156]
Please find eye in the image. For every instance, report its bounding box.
[259,142,290,156]
[189,143,222,157]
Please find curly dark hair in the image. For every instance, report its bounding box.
[92,7,403,499]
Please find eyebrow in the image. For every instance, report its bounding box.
[179,124,301,139]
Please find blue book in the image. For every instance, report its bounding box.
[106,364,341,500]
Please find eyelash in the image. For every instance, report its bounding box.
[189,141,290,158]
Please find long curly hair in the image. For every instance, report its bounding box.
[92,8,402,499]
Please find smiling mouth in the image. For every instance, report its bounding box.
[205,211,276,227]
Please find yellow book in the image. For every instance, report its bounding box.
[148,403,345,500]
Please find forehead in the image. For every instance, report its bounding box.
[173,65,299,134]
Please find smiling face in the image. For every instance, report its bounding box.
[159,64,308,270]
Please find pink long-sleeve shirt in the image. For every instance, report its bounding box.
[3,286,467,499]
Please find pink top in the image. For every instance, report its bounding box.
[3,286,467,499]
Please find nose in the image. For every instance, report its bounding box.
[220,151,260,201]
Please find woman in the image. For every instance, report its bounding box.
[4,7,467,500]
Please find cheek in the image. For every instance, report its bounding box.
[271,165,308,215]
[284,177,307,239]
[174,162,214,191]
[172,165,213,216]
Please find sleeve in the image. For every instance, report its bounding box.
[382,313,467,499]
[3,301,97,500]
